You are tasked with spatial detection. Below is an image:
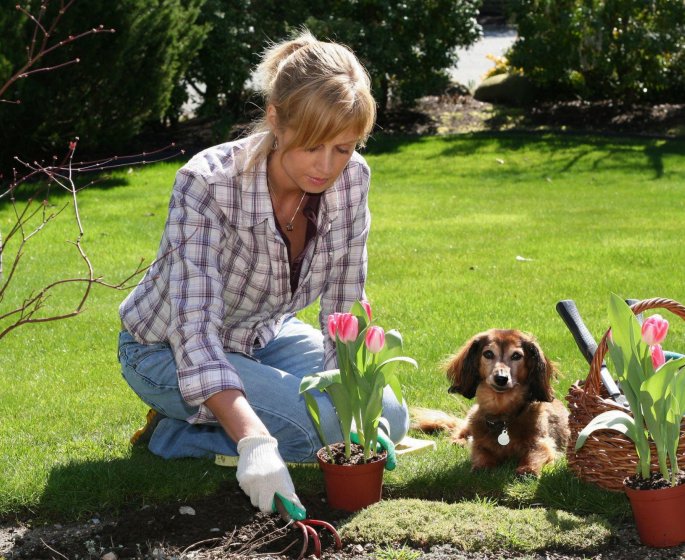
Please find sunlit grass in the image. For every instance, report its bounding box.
[1,132,684,521]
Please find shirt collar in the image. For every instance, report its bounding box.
[239,155,341,228]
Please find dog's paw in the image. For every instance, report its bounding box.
[449,431,471,446]
[515,464,541,477]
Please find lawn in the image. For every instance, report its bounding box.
[1,131,684,531]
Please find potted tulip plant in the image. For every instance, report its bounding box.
[299,300,417,511]
[576,293,685,547]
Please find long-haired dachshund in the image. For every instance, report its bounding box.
[413,329,570,476]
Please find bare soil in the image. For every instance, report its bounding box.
[3,480,685,560]
[3,96,685,559]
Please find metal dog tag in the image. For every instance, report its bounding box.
[497,428,510,446]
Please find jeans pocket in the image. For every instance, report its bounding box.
[119,340,177,390]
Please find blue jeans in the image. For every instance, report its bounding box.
[118,316,409,462]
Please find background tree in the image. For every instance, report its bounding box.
[0,1,179,340]
[302,0,482,112]
[177,0,301,132]
[0,0,207,175]
[184,0,481,129]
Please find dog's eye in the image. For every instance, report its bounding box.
[511,351,523,361]
[483,350,495,359]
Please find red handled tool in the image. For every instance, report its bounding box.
[273,493,342,559]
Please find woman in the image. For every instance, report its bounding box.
[118,30,409,516]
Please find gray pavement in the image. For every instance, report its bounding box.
[449,26,517,90]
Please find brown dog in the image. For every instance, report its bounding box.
[413,329,570,476]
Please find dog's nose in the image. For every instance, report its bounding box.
[494,373,509,387]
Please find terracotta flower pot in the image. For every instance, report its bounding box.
[624,481,685,547]
[316,448,386,512]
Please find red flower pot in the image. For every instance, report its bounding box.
[317,449,386,512]
[624,481,685,547]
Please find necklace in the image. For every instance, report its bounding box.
[267,181,307,231]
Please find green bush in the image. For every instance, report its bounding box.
[302,0,482,110]
[178,0,302,134]
[187,0,482,123]
[0,0,207,173]
[507,0,685,103]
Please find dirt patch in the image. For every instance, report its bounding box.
[3,485,685,559]
[377,94,685,138]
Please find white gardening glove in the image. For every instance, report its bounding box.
[236,435,305,515]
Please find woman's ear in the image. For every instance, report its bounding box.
[266,104,278,132]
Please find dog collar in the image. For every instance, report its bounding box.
[486,418,510,446]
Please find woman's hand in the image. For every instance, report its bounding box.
[205,389,305,515]
[236,435,306,514]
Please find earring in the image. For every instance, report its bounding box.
[272,136,278,151]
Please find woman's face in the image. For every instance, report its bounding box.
[271,123,359,194]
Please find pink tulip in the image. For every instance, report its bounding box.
[651,344,666,371]
[365,326,385,353]
[327,313,343,341]
[336,313,359,343]
[361,300,372,320]
[642,314,669,346]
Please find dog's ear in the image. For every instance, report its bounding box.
[522,336,555,402]
[443,332,488,399]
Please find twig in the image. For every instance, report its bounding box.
[39,538,69,560]
[0,2,114,101]
[231,521,294,555]
[180,536,222,555]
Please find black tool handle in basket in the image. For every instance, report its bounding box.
[556,299,627,406]
[588,297,685,397]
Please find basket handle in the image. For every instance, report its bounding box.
[586,297,685,396]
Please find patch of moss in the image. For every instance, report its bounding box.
[340,498,612,554]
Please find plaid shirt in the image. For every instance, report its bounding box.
[119,136,370,423]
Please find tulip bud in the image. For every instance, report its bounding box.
[327,313,342,341]
[361,300,372,320]
[337,313,359,343]
[365,326,385,353]
[642,314,669,346]
[651,344,666,371]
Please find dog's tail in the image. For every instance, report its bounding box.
[410,407,465,433]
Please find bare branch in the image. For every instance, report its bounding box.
[0,1,184,342]
[0,2,114,101]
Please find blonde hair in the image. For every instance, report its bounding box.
[245,29,376,172]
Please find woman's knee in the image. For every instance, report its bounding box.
[118,332,195,420]
[381,387,410,443]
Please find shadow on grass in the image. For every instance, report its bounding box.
[365,129,685,181]
[35,447,230,520]
[643,138,685,179]
[0,175,131,207]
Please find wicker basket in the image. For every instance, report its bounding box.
[565,297,685,491]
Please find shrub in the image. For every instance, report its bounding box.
[301,0,482,111]
[187,0,482,123]
[507,0,685,103]
[0,0,207,174]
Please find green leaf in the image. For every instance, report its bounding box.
[376,356,418,372]
[639,348,685,480]
[376,330,404,362]
[298,369,341,394]
[350,300,370,331]
[303,393,328,447]
[575,410,637,451]
[386,371,404,404]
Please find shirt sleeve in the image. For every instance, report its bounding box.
[165,168,245,423]
[319,166,371,370]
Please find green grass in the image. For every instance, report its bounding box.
[1,132,684,534]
